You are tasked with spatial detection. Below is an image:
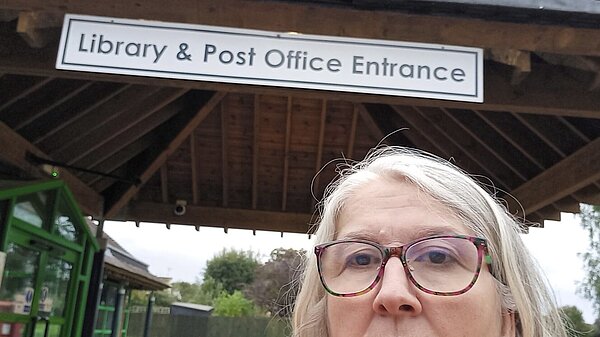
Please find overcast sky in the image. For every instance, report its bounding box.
[103,212,595,323]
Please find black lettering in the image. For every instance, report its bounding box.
[98,35,113,54]
[309,57,323,71]
[434,67,448,80]
[125,43,141,57]
[367,61,379,76]
[400,64,414,78]
[353,56,364,74]
[327,59,341,72]
[219,50,234,64]
[265,49,284,68]
[78,34,88,52]
[451,68,466,82]
[417,65,431,79]
[204,44,216,62]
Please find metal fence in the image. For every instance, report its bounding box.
[127,313,291,337]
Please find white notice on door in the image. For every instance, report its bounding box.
[0,251,6,288]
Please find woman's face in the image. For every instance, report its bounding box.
[326,176,515,337]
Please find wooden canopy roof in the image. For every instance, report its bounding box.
[1,0,599,234]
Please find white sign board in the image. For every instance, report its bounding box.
[57,14,483,102]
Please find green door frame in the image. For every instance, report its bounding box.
[0,180,99,337]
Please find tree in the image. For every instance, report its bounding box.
[578,204,600,317]
[244,248,306,317]
[212,291,256,317]
[560,305,596,337]
[204,249,260,294]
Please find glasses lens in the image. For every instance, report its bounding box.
[319,241,382,295]
[405,237,480,293]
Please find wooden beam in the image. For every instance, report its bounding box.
[508,138,600,216]
[0,121,103,216]
[0,76,53,112]
[56,87,183,165]
[311,99,327,208]
[75,95,186,170]
[439,107,528,182]
[2,30,599,119]
[83,133,155,185]
[160,164,168,203]
[190,133,198,205]
[32,84,131,145]
[104,91,226,218]
[16,11,61,48]
[15,82,93,131]
[252,94,260,209]
[347,104,358,159]
[221,101,229,207]
[392,105,510,190]
[48,85,160,158]
[112,201,314,234]
[281,96,293,212]
[5,0,600,56]
[357,104,386,143]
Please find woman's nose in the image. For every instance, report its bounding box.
[372,257,423,316]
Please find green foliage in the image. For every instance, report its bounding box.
[204,249,260,294]
[129,289,150,306]
[153,288,179,306]
[244,248,305,317]
[560,305,596,337]
[578,204,600,317]
[212,291,257,317]
[195,277,225,306]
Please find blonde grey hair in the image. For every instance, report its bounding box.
[292,147,567,337]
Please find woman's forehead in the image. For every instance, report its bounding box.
[334,177,471,243]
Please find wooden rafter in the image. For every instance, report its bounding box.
[190,132,198,205]
[32,84,131,145]
[392,105,508,189]
[311,99,327,208]
[252,94,260,209]
[113,201,313,234]
[412,106,517,190]
[160,165,168,203]
[357,104,386,143]
[508,137,600,216]
[281,96,293,212]
[104,91,226,218]
[57,87,181,165]
[440,108,528,182]
[347,104,358,159]
[14,82,93,131]
[473,110,546,170]
[221,101,229,207]
[2,37,599,119]
[75,96,187,170]
[84,133,155,186]
[0,121,103,215]
[377,105,446,156]
[0,76,53,112]
[48,85,160,158]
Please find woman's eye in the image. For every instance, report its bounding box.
[427,251,448,264]
[353,254,372,265]
[346,253,379,267]
[414,249,454,264]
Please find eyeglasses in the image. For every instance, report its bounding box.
[314,235,491,297]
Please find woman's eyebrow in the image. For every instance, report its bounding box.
[336,225,462,242]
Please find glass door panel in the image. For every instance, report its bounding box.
[0,242,39,315]
[38,257,72,318]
